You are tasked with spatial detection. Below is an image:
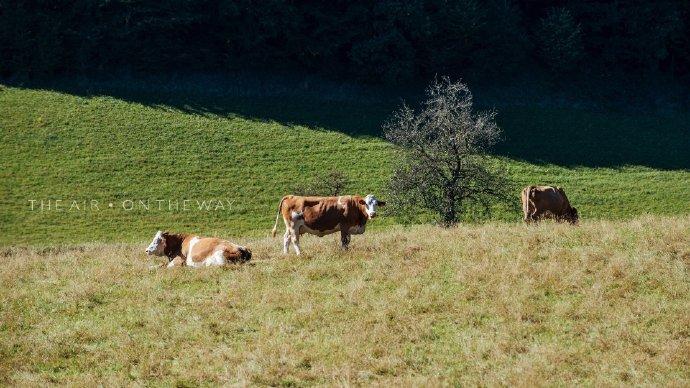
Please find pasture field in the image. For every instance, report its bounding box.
[0,78,689,385]
[1,79,689,245]
[1,216,688,385]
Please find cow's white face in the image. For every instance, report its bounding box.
[363,194,386,219]
[145,230,166,256]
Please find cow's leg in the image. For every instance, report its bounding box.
[525,213,535,224]
[167,257,184,268]
[290,229,301,255]
[340,229,351,250]
[283,230,291,254]
[526,206,540,224]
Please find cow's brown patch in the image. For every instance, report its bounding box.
[162,232,188,259]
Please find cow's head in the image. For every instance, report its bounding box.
[145,230,167,256]
[568,207,579,224]
[360,194,386,219]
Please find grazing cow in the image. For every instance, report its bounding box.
[521,185,579,224]
[271,194,385,255]
[145,231,251,268]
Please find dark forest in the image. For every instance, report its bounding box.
[2,1,689,87]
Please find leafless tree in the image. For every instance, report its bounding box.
[384,77,513,225]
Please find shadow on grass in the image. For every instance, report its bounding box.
[493,107,690,169]
[4,74,689,169]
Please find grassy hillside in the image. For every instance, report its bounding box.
[1,217,688,385]
[1,79,689,245]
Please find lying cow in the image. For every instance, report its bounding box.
[145,230,251,268]
[521,185,578,224]
[271,194,385,255]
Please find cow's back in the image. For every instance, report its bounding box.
[532,186,569,214]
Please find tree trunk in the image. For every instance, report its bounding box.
[442,191,457,226]
[442,210,456,226]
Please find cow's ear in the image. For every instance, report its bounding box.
[378,201,386,206]
[358,198,366,206]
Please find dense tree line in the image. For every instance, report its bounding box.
[1,0,689,84]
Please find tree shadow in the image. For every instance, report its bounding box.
[494,107,689,169]
[4,74,399,138]
[4,74,688,169]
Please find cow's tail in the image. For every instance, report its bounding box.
[522,186,534,222]
[271,196,286,237]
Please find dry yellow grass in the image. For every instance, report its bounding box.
[1,216,689,386]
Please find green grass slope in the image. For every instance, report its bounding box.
[1,82,688,245]
[1,217,688,385]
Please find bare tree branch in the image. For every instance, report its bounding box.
[384,77,513,225]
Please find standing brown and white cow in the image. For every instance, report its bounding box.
[521,185,579,224]
[145,231,251,267]
[271,194,385,254]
